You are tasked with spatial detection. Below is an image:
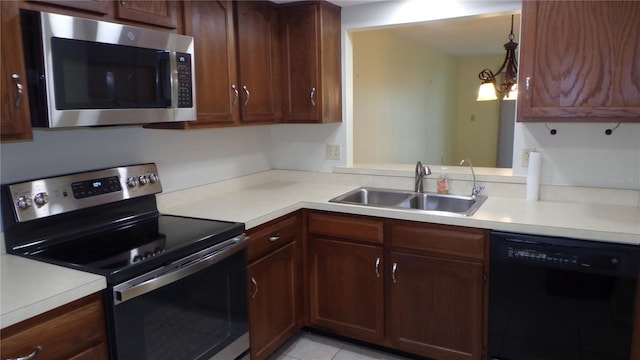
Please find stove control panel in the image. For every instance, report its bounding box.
[5,163,162,223]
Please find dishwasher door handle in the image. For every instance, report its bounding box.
[114,235,248,304]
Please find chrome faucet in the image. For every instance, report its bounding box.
[415,161,432,193]
[459,159,484,197]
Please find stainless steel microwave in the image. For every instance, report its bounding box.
[20,11,196,128]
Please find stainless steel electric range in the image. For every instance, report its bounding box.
[2,163,249,360]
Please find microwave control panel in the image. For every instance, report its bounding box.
[176,52,193,108]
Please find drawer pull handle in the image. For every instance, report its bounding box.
[375,257,381,278]
[251,276,258,299]
[7,346,42,360]
[392,262,398,283]
[268,234,280,242]
[310,87,317,107]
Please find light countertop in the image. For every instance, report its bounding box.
[2,170,639,329]
[0,255,106,329]
[158,178,640,245]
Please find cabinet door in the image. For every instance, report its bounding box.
[309,237,384,343]
[518,0,640,122]
[235,1,281,124]
[115,0,178,29]
[280,3,341,123]
[184,0,239,126]
[248,241,301,360]
[389,252,484,360]
[0,293,108,360]
[1,1,33,141]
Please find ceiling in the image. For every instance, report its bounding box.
[385,13,521,57]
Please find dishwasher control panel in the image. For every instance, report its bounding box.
[507,246,579,265]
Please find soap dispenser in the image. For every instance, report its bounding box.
[437,168,449,194]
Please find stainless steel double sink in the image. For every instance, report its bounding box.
[329,187,487,216]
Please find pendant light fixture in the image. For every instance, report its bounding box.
[476,15,518,101]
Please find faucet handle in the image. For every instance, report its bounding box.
[472,184,485,197]
[424,165,432,176]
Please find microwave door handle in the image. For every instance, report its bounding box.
[114,235,248,304]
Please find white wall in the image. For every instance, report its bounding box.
[0,126,272,193]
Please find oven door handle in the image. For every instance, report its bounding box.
[113,235,248,305]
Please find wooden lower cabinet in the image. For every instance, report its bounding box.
[247,213,302,360]
[0,292,108,360]
[308,237,384,342]
[305,211,489,360]
[389,252,484,360]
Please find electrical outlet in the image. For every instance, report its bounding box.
[326,144,341,160]
[521,148,536,167]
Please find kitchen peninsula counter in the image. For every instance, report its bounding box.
[157,171,640,246]
[2,169,639,329]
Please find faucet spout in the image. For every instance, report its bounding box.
[459,159,484,197]
[415,161,431,193]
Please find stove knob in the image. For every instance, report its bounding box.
[126,177,137,188]
[148,173,159,183]
[138,175,148,185]
[34,192,49,207]
[16,195,32,209]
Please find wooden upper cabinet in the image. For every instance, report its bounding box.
[184,0,239,126]
[1,1,33,141]
[29,0,112,15]
[517,0,640,122]
[280,1,341,123]
[235,0,281,124]
[115,0,179,29]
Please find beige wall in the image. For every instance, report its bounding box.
[352,29,457,165]
[353,29,504,167]
[454,56,503,167]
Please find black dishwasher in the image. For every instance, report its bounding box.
[489,231,639,360]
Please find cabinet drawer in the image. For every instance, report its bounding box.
[308,212,383,245]
[248,213,300,262]
[391,221,488,261]
[1,293,107,360]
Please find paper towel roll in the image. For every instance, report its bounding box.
[526,152,542,201]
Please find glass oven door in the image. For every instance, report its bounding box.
[111,239,248,360]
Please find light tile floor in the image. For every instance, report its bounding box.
[243,331,416,360]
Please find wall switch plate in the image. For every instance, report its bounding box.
[522,147,536,167]
[326,144,341,160]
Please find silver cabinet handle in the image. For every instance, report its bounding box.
[375,257,381,278]
[525,76,531,99]
[242,85,250,107]
[310,87,316,107]
[251,276,258,299]
[7,346,42,360]
[231,85,239,105]
[392,262,397,283]
[11,74,23,108]
[268,234,280,242]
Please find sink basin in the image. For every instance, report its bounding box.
[329,187,413,206]
[397,193,486,216]
[329,187,487,216]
